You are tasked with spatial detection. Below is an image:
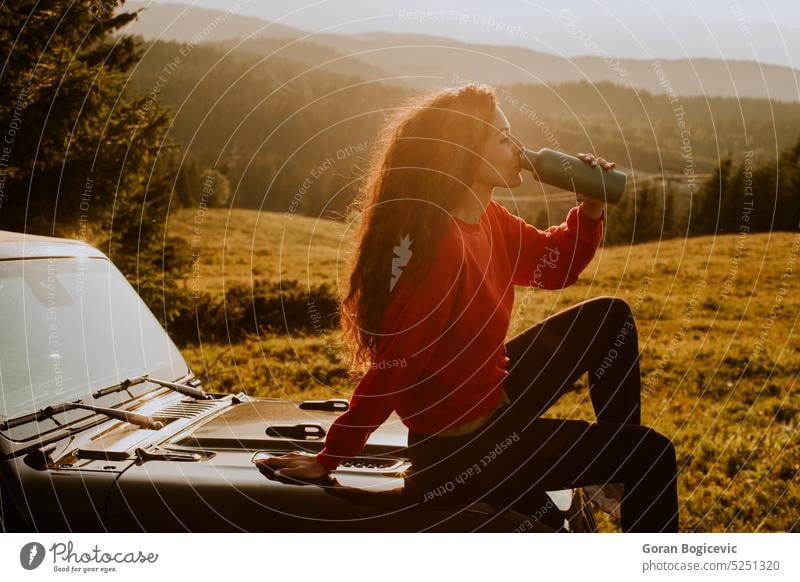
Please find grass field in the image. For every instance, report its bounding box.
[166,206,799,532]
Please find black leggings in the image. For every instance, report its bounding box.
[405,296,679,532]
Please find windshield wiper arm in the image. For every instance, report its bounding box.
[0,399,164,431]
[91,374,150,399]
[92,374,211,400]
[1,376,211,432]
[143,375,212,400]
[71,402,164,430]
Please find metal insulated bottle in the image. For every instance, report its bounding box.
[520,147,627,205]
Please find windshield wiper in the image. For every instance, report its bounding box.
[92,374,211,400]
[1,375,210,432]
[0,399,164,431]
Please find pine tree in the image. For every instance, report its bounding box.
[0,1,191,325]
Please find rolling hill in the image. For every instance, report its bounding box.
[126,1,800,101]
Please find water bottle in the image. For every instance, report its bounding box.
[520,148,627,205]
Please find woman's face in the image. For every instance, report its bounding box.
[473,105,524,190]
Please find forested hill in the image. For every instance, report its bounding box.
[125,1,800,101]
[127,39,800,224]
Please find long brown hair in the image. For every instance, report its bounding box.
[339,83,498,379]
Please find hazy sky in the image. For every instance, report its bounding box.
[144,0,800,67]
[146,0,800,29]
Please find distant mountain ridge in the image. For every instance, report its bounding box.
[125,1,800,101]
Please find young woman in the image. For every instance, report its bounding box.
[257,83,679,532]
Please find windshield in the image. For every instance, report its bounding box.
[0,257,188,420]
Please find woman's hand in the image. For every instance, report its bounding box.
[576,152,616,219]
[255,451,330,480]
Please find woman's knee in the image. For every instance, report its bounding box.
[640,427,677,465]
[590,296,633,324]
[587,296,637,349]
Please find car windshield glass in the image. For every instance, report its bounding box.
[0,257,188,420]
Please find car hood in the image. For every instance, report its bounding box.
[5,392,546,532]
[100,396,469,532]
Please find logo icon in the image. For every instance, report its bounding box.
[20,542,46,570]
[390,234,413,292]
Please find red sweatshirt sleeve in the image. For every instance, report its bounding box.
[316,276,455,472]
[493,201,604,289]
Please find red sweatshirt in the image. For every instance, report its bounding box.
[316,200,604,471]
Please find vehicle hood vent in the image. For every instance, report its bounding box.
[153,400,219,421]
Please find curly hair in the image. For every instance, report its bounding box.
[339,83,498,379]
